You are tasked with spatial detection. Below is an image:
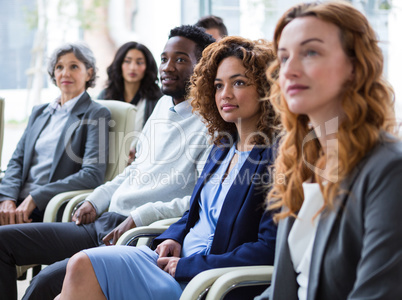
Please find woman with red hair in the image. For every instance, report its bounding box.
[258,1,402,299]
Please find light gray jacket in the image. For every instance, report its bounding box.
[0,92,110,211]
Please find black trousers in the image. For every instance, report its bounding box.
[0,212,126,300]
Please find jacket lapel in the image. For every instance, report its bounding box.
[271,215,299,299]
[307,166,362,299]
[211,146,264,253]
[23,111,51,180]
[49,92,91,180]
[186,145,230,228]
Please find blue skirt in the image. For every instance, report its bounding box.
[83,245,183,300]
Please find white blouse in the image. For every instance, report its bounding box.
[288,182,324,300]
[130,98,146,149]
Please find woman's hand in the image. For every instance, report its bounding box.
[102,216,136,246]
[156,238,182,277]
[15,195,37,224]
[0,200,17,225]
[157,256,180,277]
[155,239,182,258]
[72,201,97,225]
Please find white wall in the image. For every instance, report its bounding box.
[388,7,402,123]
[108,0,182,72]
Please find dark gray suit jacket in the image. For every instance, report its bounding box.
[257,134,402,300]
[0,92,110,211]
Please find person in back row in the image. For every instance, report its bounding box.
[57,36,279,300]
[0,25,215,300]
[0,42,110,225]
[195,15,228,41]
[98,41,163,162]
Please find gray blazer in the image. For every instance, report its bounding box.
[0,92,110,211]
[257,134,402,300]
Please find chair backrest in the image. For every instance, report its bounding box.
[0,98,4,171]
[96,100,137,182]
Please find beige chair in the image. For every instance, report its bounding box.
[116,219,273,299]
[182,265,273,300]
[0,97,5,176]
[43,100,136,222]
[17,100,136,278]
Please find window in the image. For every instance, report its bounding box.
[0,1,38,89]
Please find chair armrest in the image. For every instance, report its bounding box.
[115,218,179,246]
[205,265,274,300]
[180,267,249,300]
[43,190,93,222]
[148,217,181,227]
[116,226,169,247]
[61,192,93,222]
[181,266,273,300]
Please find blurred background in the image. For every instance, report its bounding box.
[0,0,401,169]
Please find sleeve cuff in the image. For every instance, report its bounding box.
[130,210,143,227]
[0,195,17,202]
[86,199,101,216]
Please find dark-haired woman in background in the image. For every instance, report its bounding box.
[98,42,163,162]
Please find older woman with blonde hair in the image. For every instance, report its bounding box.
[256,1,402,300]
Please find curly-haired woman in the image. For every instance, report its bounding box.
[257,2,402,300]
[56,36,279,300]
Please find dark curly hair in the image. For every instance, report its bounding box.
[190,36,279,145]
[103,41,162,101]
[169,25,216,62]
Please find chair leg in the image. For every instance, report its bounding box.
[16,265,40,280]
[32,265,41,277]
[17,270,27,281]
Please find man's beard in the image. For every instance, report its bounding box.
[162,87,186,99]
[161,81,190,100]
